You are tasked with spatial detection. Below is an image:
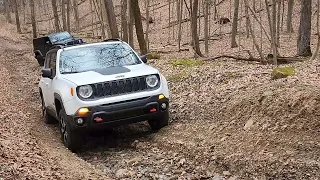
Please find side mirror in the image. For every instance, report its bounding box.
[140,55,147,63]
[42,68,53,79]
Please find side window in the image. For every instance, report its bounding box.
[50,53,57,77]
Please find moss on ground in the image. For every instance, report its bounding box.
[146,52,161,59]
[171,58,204,68]
[271,66,296,80]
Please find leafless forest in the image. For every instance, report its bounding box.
[1,0,320,179]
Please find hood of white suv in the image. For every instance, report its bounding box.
[61,64,159,86]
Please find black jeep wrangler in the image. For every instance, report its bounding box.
[33,31,84,66]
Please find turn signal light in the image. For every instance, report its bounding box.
[77,108,89,116]
[70,88,74,96]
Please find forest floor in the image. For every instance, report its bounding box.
[2,1,320,179]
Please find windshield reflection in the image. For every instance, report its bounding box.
[59,43,141,74]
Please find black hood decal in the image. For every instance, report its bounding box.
[93,66,131,75]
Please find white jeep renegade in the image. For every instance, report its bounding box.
[39,39,170,152]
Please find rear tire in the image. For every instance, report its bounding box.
[148,111,169,131]
[41,96,57,124]
[59,109,82,152]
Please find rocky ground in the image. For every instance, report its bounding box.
[2,1,320,178]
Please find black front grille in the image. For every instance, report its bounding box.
[93,76,149,98]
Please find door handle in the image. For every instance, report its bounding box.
[45,83,49,86]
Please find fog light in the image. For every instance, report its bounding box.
[161,103,167,110]
[159,94,165,100]
[76,118,84,125]
[77,108,89,116]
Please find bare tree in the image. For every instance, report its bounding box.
[72,0,80,32]
[4,0,12,23]
[61,0,67,31]
[286,0,294,33]
[177,0,183,50]
[231,0,240,48]
[297,0,312,56]
[29,0,37,38]
[271,0,278,64]
[310,0,320,61]
[145,0,150,51]
[132,0,148,54]
[104,0,120,38]
[121,0,128,42]
[13,0,21,33]
[191,0,203,57]
[204,0,209,54]
[128,0,134,48]
[52,0,60,32]
[66,0,71,32]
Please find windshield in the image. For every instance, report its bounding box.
[49,32,72,43]
[59,43,142,74]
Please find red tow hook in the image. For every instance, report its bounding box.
[150,108,157,113]
[94,117,103,123]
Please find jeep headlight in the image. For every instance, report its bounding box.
[78,85,93,98]
[146,75,159,88]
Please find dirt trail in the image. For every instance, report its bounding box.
[0,22,109,179]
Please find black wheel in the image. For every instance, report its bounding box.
[148,111,169,131]
[41,96,57,124]
[59,109,82,152]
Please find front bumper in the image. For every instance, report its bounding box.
[66,95,169,131]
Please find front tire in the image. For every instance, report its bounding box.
[59,109,82,152]
[148,111,169,131]
[41,96,57,124]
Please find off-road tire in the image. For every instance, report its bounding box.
[59,109,82,152]
[148,111,169,131]
[41,96,57,124]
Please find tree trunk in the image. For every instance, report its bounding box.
[271,0,278,64]
[4,0,12,23]
[61,0,67,31]
[276,0,281,46]
[245,5,249,38]
[72,0,80,32]
[204,0,209,54]
[177,0,183,50]
[310,0,320,61]
[29,0,37,38]
[121,0,128,42]
[231,0,239,48]
[191,0,203,57]
[286,0,294,33]
[13,0,21,33]
[104,0,119,38]
[132,0,148,54]
[297,0,312,57]
[145,0,150,51]
[52,0,60,32]
[66,0,71,32]
[128,0,134,48]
